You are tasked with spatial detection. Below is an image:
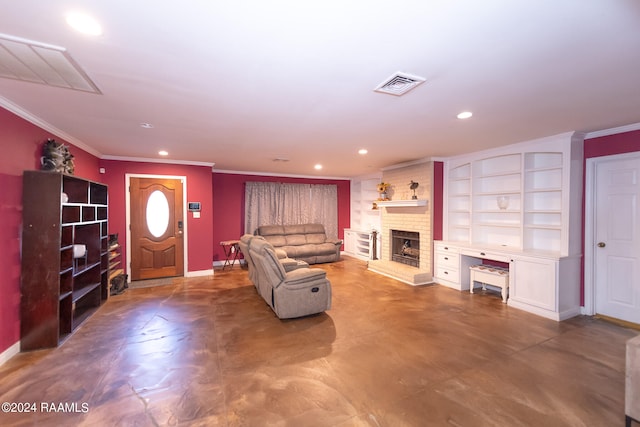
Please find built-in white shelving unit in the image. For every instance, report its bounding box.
[444,142,574,256]
[437,132,584,321]
[523,152,563,253]
[346,175,381,260]
[344,229,377,260]
[447,163,471,243]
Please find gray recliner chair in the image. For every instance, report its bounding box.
[239,234,309,294]
[245,235,331,319]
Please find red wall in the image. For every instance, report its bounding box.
[433,161,444,241]
[584,128,640,158]
[212,172,350,262]
[0,108,100,355]
[99,160,214,273]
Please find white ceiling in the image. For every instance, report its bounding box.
[1,1,640,178]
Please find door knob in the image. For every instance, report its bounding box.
[597,242,606,248]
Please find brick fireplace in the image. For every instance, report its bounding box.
[368,161,434,285]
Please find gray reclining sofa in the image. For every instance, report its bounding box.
[255,224,342,264]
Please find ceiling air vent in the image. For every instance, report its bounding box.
[374,71,425,96]
[0,33,101,94]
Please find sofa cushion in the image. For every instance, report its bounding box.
[306,233,326,244]
[285,224,307,234]
[263,234,287,247]
[315,242,340,255]
[282,242,336,258]
[285,234,307,246]
[304,224,326,234]
[281,245,309,258]
[258,225,285,236]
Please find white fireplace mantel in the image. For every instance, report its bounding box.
[376,199,428,208]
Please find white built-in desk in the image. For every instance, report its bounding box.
[434,240,581,321]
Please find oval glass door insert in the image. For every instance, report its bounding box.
[146,190,170,237]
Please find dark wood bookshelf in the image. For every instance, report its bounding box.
[20,171,110,351]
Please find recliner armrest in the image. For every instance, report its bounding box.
[282,267,327,286]
[275,248,288,259]
[280,258,309,272]
[327,238,343,246]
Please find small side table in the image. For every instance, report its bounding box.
[220,239,241,270]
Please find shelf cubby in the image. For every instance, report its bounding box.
[82,206,96,222]
[63,175,89,204]
[62,205,81,224]
[97,206,108,220]
[90,182,108,205]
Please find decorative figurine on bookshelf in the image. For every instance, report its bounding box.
[40,138,75,175]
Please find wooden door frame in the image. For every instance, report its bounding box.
[583,151,640,315]
[125,174,188,283]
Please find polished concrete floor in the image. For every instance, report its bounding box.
[1,257,638,426]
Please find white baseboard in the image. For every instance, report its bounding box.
[185,268,214,277]
[0,341,20,366]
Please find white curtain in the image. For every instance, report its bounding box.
[244,182,338,238]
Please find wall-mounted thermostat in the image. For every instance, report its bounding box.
[188,202,201,212]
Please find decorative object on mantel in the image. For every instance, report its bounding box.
[372,201,378,210]
[496,195,509,210]
[40,138,75,175]
[377,182,391,201]
[409,180,419,199]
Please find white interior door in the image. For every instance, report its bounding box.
[594,155,640,324]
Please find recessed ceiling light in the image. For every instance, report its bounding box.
[65,11,103,36]
[457,111,473,119]
[158,150,168,156]
[358,149,368,155]
[314,164,323,170]
[140,123,154,129]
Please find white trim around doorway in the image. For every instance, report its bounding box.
[125,174,189,283]
[583,150,640,315]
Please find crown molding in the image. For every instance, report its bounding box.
[101,155,215,169]
[381,157,435,171]
[584,122,640,139]
[213,169,350,180]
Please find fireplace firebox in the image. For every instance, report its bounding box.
[391,230,420,267]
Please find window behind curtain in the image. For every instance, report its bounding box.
[244,182,338,238]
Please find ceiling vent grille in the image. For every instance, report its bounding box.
[374,71,425,96]
[0,33,101,94]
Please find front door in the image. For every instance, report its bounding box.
[594,154,640,324]
[130,177,184,280]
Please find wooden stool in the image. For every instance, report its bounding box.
[469,264,509,303]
